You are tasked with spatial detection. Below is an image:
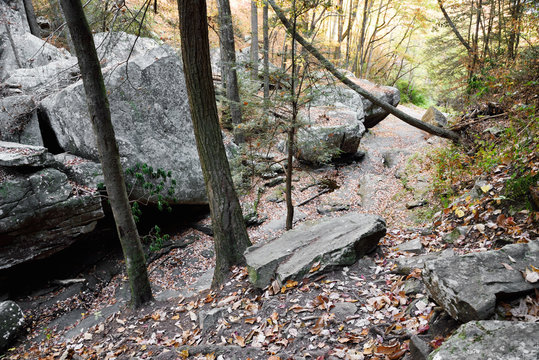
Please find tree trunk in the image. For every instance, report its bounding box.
[285,0,297,231]
[470,0,482,81]
[267,0,461,142]
[217,0,244,142]
[263,0,270,111]
[251,1,259,79]
[22,0,40,36]
[59,0,152,308]
[177,0,251,287]
[438,0,473,54]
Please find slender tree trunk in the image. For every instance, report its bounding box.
[285,0,297,231]
[217,0,244,142]
[263,0,270,111]
[438,0,473,54]
[334,0,344,62]
[22,0,40,36]
[268,0,461,142]
[470,0,482,81]
[59,0,152,308]
[177,0,251,287]
[251,1,259,78]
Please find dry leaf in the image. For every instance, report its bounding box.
[501,263,514,271]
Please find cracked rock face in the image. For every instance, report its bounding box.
[429,321,539,360]
[422,241,539,322]
[245,213,387,288]
[0,144,104,270]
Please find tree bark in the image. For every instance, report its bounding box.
[22,0,40,37]
[177,0,251,287]
[438,0,474,54]
[59,0,152,308]
[216,0,244,142]
[251,0,259,79]
[267,0,461,142]
[263,0,270,110]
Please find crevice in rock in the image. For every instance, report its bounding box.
[37,107,63,154]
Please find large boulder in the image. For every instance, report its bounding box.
[429,321,539,360]
[0,30,71,80]
[93,31,160,68]
[0,95,43,146]
[245,213,386,288]
[295,105,366,164]
[423,241,539,322]
[0,301,25,353]
[0,143,104,270]
[311,79,400,128]
[40,44,206,204]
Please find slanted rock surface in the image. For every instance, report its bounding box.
[0,301,24,352]
[0,145,104,270]
[429,321,539,360]
[423,241,539,322]
[245,213,386,288]
[40,44,206,204]
[0,141,51,167]
[0,95,42,146]
[295,106,366,164]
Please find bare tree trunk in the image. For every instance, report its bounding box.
[217,0,244,143]
[22,0,40,36]
[263,0,270,111]
[177,0,251,287]
[438,0,473,54]
[59,0,152,308]
[268,0,461,142]
[251,1,259,78]
[285,0,297,231]
[470,0,482,81]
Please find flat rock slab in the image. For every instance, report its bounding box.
[0,141,51,167]
[423,241,539,322]
[245,213,386,288]
[429,321,539,360]
[393,249,455,275]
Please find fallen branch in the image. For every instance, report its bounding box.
[147,238,195,265]
[267,0,461,142]
[297,188,330,207]
[450,112,507,131]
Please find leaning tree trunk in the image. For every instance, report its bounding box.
[216,0,244,143]
[59,0,152,308]
[267,0,461,142]
[177,0,252,287]
[22,0,40,37]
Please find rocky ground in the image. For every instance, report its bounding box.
[3,106,538,360]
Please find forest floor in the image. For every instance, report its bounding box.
[4,106,538,360]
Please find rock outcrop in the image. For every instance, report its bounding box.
[295,106,366,164]
[0,300,24,352]
[40,44,206,204]
[0,143,104,270]
[423,241,539,322]
[311,78,400,129]
[0,96,42,146]
[245,213,386,288]
[429,321,539,360]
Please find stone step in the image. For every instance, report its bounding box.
[245,213,386,288]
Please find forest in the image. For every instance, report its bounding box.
[0,0,537,358]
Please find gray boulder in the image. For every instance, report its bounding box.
[423,242,539,322]
[0,149,104,269]
[393,249,455,275]
[310,79,400,128]
[245,213,386,288]
[5,58,79,95]
[421,107,448,128]
[52,153,104,190]
[93,31,160,68]
[429,321,539,360]
[0,301,24,352]
[40,44,206,204]
[295,106,366,164]
[0,96,43,146]
[0,141,51,167]
[1,31,71,80]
